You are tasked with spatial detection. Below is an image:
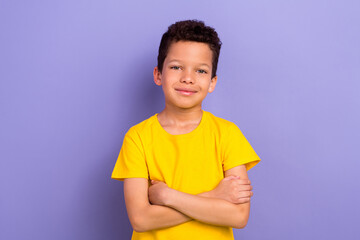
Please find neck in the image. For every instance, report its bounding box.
[158,104,203,126]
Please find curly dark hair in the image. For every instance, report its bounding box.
[157,20,222,78]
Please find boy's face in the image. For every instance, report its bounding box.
[153,41,217,111]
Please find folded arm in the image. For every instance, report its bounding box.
[123,178,191,232]
[149,165,251,229]
[124,165,252,232]
[123,179,223,232]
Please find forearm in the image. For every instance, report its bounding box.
[138,192,213,232]
[136,191,214,232]
[136,204,190,232]
[164,189,250,228]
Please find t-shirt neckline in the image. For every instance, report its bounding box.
[154,110,207,138]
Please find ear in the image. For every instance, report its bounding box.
[208,75,218,93]
[153,67,162,86]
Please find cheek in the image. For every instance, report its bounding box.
[202,79,212,88]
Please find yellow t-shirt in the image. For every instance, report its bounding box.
[112,110,261,240]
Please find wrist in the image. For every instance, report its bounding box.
[197,190,214,198]
[163,187,177,206]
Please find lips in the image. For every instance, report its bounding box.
[175,87,197,92]
[175,88,198,96]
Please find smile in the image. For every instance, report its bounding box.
[175,89,197,96]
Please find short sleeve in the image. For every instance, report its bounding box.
[111,127,149,181]
[222,122,261,172]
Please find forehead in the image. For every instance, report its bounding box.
[165,41,213,65]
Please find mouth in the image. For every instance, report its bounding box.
[175,88,198,96]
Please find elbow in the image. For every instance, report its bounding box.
[131,220,144,233]
[233,217,248,229]
[232,206,250,229]
[133,225,147,233]
[129,204,154,233]
[130,216,148,233]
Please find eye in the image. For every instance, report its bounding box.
[170,66,181,70]
[197,69,208,74]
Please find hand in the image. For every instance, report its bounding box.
[148,179,171,206]
[210,175,253,204]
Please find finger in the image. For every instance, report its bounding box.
[237,197,251,204]
[242,191,254,197]
[244,197,251,203]
[234,179,251,185]
[238,185,252,191]
[238,191,253,198]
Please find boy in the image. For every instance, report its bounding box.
[111,20,260,240]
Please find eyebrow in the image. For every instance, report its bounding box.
[167,60,211,68]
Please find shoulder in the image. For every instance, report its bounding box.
[204,111,241,133]
[125,114,158,138]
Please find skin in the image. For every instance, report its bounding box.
[123,41,254,232]
[153,40,217,134]
[147,165,252,229]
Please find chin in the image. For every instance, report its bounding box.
[177,103,202,110]
[166,97,203,110]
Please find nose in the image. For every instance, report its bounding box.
[180,70,195,84]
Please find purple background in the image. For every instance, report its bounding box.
[1,1,359,239]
